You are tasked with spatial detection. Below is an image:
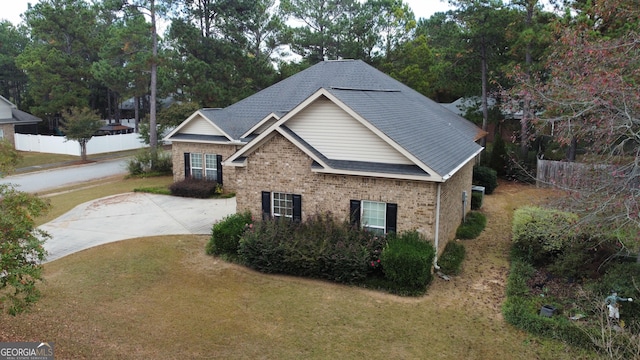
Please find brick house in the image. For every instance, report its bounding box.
[0,95,42,147]
[165,60,485,257]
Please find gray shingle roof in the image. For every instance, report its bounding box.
[190,59,483,178]
[0,109,43,125]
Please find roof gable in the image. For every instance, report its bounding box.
[165,109,234,142]
[286,96,413,165]
[188,60,484,178]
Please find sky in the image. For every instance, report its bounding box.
[1,0,454,26]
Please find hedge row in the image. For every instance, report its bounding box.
[238,214,385,284]
[169,178,221,198]
[502,259,593,349]
[208,213,437,294]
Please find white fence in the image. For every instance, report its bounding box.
[15,133,148,156]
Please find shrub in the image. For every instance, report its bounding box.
[473,165,498,194]
[238,214,384,284]
[206,211,253,258]
[456,211,487,239]
[547,233,619,279]
[380,231,435,293]
[127,148,172,176]
[471,191,483,210]
[511,206,577,265]
[505,260,535,297]
[437,240,466,275]
[169,178,220,198]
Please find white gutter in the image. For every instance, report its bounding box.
[441,147,484,181]
[433,183,442,270]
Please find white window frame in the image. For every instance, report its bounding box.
[204,154,217,181]
[272,192,293,219]
[190,153,203,179]
[0,128,4,139]
[361,200,386,234]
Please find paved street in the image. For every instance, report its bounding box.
[0,158,130,193]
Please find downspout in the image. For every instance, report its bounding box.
[433,183,442,270]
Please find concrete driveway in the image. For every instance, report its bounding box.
[40,193,236,262]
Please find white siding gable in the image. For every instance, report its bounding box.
[180,114,225,136]
[287,97,413,165]
[0,99,13,120]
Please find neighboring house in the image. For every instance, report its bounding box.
[0,95,43,147]
[165,60,485,256]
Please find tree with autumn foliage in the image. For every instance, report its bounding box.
[510,0,640,252]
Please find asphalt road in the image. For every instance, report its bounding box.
[0,158,130,193]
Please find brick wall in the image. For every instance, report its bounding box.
[0,124,15,146]
[436,160,475,253]
[170,142,240,192]
[234,133,465,239]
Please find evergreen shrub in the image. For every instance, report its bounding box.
[169,178,220,198]
[511,206,577,265]
[238,214,385,284]
[438,241,466,275]
[456,211,487,239]
[380,231,435,292]
[473,165,498,194]
[207,211,253,258]
[471,191,483,210]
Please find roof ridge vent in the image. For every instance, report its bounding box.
[329,86,400,92]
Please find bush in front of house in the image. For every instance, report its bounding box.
[380,231,435,294]
[438,240,466,275]
[169,178,220,198]
[238,213,386,284]
[473,165,498,194]
[455,211,487,239]
[206,211,253,258]
[471,191,483,210]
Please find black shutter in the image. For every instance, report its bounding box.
[292,194,302,222]
[184,153,191,178]
[261,191,271,220]
[386,203,397,234]
[216,154,223,185]
[350,200,361,228]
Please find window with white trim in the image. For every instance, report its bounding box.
[350,199,397,234]
[0,128,4,139]
[204,154,217,181]
[190,153,203,179]
[261,191,302,222]
[272,192,293,218]
[184,152,223,183]
[362,200,386,234]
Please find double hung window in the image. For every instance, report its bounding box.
[350,199,397,234]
